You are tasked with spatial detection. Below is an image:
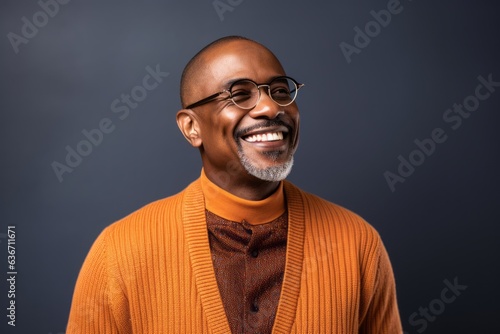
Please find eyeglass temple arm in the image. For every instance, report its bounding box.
[185,91,226,109]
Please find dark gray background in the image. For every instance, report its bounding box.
[1,0,499,333]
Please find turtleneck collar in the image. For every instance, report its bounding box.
[200,169,285,225]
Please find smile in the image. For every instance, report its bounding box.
[243,131,284,143]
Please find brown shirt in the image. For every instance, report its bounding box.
[206,210,287,334]
[200,170,288,334]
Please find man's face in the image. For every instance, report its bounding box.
[186,40,300,186]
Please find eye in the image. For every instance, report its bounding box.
[271,86,291,101]
[230,81,256,103]
[230,89,253,103]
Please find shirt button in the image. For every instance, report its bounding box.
[251,303,259,313]
[251,249,259,258]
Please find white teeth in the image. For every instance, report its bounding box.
[244,131,284,143]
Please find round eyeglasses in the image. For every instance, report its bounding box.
[185,76,304,110]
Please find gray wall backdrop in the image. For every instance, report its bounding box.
[1,0,499,333]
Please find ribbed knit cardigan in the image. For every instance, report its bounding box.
[67,178,402,333]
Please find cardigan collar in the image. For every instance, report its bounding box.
[182,176,305,334]
[200,169,286,225]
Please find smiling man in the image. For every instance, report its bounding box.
[67,36,402,333]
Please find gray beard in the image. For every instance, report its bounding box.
[237,148,294,182]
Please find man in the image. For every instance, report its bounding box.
[67,36,402,333]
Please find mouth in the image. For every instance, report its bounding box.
[235,119,292,145]
[238,124,290,146]
[242,130,285,143]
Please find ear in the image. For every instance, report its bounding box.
[176,109,203,147]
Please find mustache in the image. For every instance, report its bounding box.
[234,117,293,139]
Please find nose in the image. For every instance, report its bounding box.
[247,86,283,119]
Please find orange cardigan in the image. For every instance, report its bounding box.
[67,178,402,333]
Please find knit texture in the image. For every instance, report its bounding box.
[67,177,402,333]
[206,210,288,333]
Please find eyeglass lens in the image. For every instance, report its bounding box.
[230,77,298,109]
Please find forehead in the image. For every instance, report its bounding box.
[200,40,286,87]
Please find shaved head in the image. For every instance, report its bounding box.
[180,36,278,108]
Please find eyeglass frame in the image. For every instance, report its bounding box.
[184,76,304,110]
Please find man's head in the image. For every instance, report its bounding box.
[176,36,302,197]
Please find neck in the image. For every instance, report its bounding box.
[200,169,285,224]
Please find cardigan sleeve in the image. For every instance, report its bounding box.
[66,227,132,334]
[359,238,403,334]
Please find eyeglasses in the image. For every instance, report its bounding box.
[185,76,304,110]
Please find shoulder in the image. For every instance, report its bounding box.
[88,180,203,269]
[284,181,386,275]
[284,181,380,240]
[102,179,201,241]
[113,191,184,230]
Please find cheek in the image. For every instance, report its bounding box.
[288,109,300,134]
[215,111,243,140]
[201,122,238,151]
[288,116,300,150]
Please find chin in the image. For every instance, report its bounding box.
[239,154,294,182]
